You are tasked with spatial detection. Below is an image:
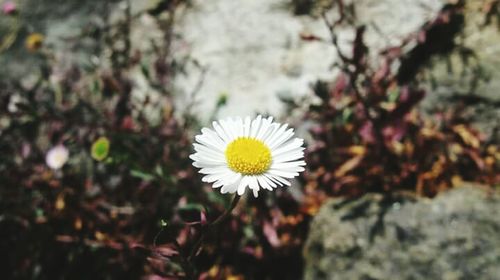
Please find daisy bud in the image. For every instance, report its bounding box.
[2,2,16,15]
[46,145,69,170]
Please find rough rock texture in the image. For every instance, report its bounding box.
[0,0,159,79]
[173,0,442,121]
[303,184,500,280]
[0,0,166,124]
[1,0,444,121]
[419,0,500,141]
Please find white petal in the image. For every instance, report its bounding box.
[261,123,279,143]
[273,151,304,163]
[213,169,238,185]
[265,173,291,186]
[271,138,304,157]
[202,173,225,183]
[269,128,294,150]
[192,151,225,165]
[255,117,272,141]
[201,128,227,149]
[284,167,305,172]
[193,143,225,159]
[212,121,231,144]
[253,189,259,198]
[269,169,299,178]
[271,160,306,169]
[234,117,244,138]
[195,134,224,152]
[213,180,224,188]
[237,176,250,195]
[193,161,225,168]
[225,171,242,185]
[271,165,305,173]
[190,154,225,165]
[248,175,260,191]
[221,177,241,194]
[219,119,236,141]
[250,115,262,138]
[194,152,225,162]
[261,175,277,188]
[244,116,251,137]
[256,175,273,191]
[265,124,289,148]
[199,166,230,175]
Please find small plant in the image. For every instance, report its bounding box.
[291,0,498,198]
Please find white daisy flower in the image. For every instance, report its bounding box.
[46,145,69,170]
[190,115,306,198]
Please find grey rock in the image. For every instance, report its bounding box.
[0,0,445,122]
[173,0,442,121]
[304,184,500,280]
[419,1,500,141]
[0,0,159,80]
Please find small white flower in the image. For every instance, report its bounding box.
[190,115,306,197]
[46,145,69,170]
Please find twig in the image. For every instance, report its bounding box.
[321,12,352,65]
[183,63,209,127]
[322,6,389,155]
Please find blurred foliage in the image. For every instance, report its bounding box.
[0,0,499,280]
[282,0,499,276]
[290,0,499,199]
[0,0,204,279]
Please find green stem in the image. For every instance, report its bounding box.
[185,194,241,279]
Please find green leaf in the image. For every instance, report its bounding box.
[91,137,110,161]
[141,62,150,79]
[206,191,228,207]
[91,79,100,95]
[243,225,255,239]
[130,169,155,181]
[216,92,228,108]
[154,165,164,177]
[388,88,400,102]
[178,203,204,212]
[160,219,168,227]
[36,208,44,218]
[342,108,352,123]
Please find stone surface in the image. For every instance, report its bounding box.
[0,0,111,79]
[173,0,442,121]
[304,184,500,280]
[0,0,159,79]
[1,0,447,122]
[419,0,500,141]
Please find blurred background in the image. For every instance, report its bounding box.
[0,0,499,279]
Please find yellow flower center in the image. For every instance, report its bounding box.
[225,137,272,175]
